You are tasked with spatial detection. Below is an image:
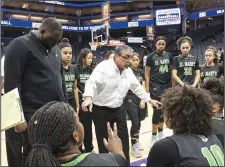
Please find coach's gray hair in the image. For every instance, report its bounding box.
[114,45,133,55]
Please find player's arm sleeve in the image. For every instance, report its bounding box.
[83,64,104,98]
[219,64,224,75]
[145,55,153,67]
[129,69,151,102]
[194,58,200,70]
[61,62,68,103]
[147,138,179,167]
[169,53,173,65]
[172,57,179,70]
[4,39,28,96]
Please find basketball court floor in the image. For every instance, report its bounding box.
[1,104,173,166]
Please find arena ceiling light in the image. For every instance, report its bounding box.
[31,16,43,21]
[138,14,151,19]
[56,18,69,24]
[91,19,102,23]
[115,16,127,21]
[22,3,29,9]
[11,14,28,20]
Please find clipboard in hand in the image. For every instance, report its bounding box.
[1,88,25,131]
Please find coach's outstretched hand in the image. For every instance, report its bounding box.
[103,122,126,159]
[82,97,93,112]
[149,99,162,109]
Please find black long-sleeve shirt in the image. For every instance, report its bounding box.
[4,31,67,114]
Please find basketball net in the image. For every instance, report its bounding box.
[89,42,101,51]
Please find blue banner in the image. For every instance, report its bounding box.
[189,8,224,20]
[1,20,154,32]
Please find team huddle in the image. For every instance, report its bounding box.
[2,18,224,167]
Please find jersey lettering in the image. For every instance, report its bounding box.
[185,62,195,66]
[80,74,91,83]
[160,59,170,65]
[201,145,224,166]
[159,64,169,73]
[205,71,218,77]
[184,67,192,75]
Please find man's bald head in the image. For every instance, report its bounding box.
[39,17,62,32]
[37,17,63,50]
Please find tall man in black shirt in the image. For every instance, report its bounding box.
[4,17,67,167]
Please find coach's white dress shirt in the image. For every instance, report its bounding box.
[83,58,150,108]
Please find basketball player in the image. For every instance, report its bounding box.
[200,46,224,83]
[201,76,224,148]
[145,36,173,147]
[147,86,224,167]
[26,102,128,166]
[122,52,146,158]
[59,38,79,111]
[4,17,67,167]
[172,36,201,87]
[75,48,94,153]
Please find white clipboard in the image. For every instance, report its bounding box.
[1,88,25,131]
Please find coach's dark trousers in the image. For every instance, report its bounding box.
[20,109,38,167]
[5,128,23,167]
[92,104,130,163]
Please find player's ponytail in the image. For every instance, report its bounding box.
[26,102,76,167]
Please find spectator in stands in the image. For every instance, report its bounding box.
[26,102,128,166]
[81,45,162,162]
[172,36,200,87]
[104,50,115,60]
[201,76,224,148]
[75,48,94,153]
[147,86,224,167]
[200,46,224,84]
[59,38,79,112]
[4,17,67,167]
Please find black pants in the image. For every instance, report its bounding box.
[20,110,38,167]
[92,104,130,163]
[152,106,164,125]
[123,95,146,145]
[20,129,32,167]
[78,108,94,152]
[5,128,23,167]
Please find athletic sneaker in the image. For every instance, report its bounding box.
[131,143,143,158]
[150,135,158,148]
[136,140,144,150]
[157,131,164,140]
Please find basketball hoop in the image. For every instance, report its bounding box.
[89,42,99,51]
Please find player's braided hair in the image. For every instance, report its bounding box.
[161,86,213,137]
[177,36,193,48]
[206,46,219,64]
[201,76,224,113]
[76,48,92,68]
[26,101,76,167]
